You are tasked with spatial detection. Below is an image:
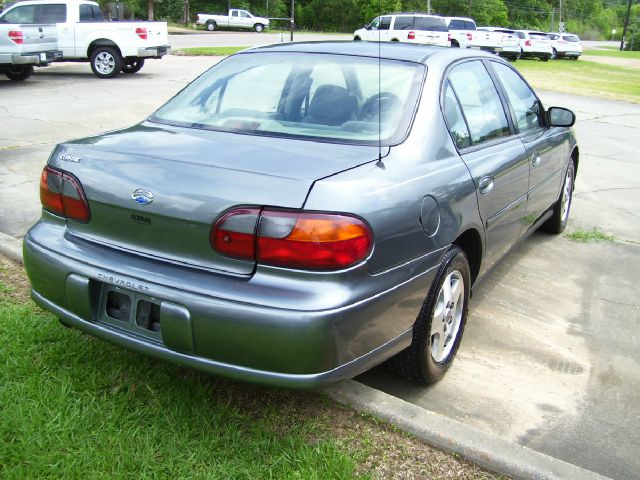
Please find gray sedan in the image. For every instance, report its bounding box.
[24,42,578,388]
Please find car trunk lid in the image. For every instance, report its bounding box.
[50,123,381,275]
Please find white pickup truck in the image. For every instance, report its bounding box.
[196,9,270,32]
[0,22,61,80]
[445,16,502,53]
[0,0,170,78]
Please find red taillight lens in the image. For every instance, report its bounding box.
[448,33,452,42]
[466,32,473,41]
[39,166,91,222]
[408,31,416,40]
[9,30,24,44]
[211,207,260,260]
[136,27,147,40]
[525,39,532,46]
[212,208,373,270]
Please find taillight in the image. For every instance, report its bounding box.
[408,31,416,40]
[448,33,452,42]
[212,208,372,270]
[466,32,473,41]
[525,39,532,46]
[136,27,147,40]
[8,30,23,45]
[39,166,91,222]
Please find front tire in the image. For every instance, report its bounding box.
[393,246,470,384]
[542,161,575,234]
[4,65,34,81]
[353,36,361,41]
[121,58,145,74]
[90,46,122,79]
[253,23,264,32]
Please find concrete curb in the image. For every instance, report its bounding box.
[325,380,610,480]
[0,232,23,264]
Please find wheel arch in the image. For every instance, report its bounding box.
[452,228,483,286]
[571,145,579,177]
[87,39,121,59]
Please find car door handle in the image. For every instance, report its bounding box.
[478,176,494,195]
[532,155,541,167]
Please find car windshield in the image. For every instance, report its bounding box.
[150,52,425,145]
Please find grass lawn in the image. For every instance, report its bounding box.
[0,258,497,479]
[583,49,640,58]
[514,59,640,104]
[176,46,251,56]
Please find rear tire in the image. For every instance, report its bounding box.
[551,48,558,59]
[206,21,217,31]
[4,65,34,81]
[354,36,361,41]
[121,58,145,74]
[541,55,550,62]
[451,40,460,48]
[90,46,122,79]
[391,246,470,384]
[542,161,575,234]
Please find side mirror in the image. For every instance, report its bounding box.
[548,107,575,127]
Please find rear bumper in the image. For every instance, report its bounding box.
[0,50,61,66]
[23,220,440,388]
[137,45,170,58]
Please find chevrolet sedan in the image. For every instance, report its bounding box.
[24,42,578,388]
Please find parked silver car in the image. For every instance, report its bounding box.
[24,42,578,388]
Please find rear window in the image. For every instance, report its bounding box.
[41,4,66,22]
[563,35,580,42]
[150,52,425,146]
[515,31,525,39]
[414,16,447,32]
[530,32,547,39]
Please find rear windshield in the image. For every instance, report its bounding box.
[150,52,425,146]
[563,35,580,42]
[530,33,548,39]
[414,16,448,31]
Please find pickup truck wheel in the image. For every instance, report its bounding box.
[451,40,460,48]
[253,23,265,32]
[90,46,122,79]
[206,21,217,31]
[541,55,550,62]
[390,246,470,384]
[121,58,145,74]
[4,65,34,81]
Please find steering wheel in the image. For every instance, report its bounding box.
[359,92,402,121]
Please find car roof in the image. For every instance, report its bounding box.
[245,41,498,65]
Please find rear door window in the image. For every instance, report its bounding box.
[414,16,447,31]
[447,61,511,145]
[40,4,66,22]
[443,81,471,149]
[379,16,391,30]
[393,16,413,30]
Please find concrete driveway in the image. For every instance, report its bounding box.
[1,55,639,479]
[359,93,640,479]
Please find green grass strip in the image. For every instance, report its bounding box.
[514,59,640,104]
[583,49,640,59]
[177,46,251,56]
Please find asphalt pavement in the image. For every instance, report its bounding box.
[1,50,639,479]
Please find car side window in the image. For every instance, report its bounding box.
[379,16,391,30]
[231,11,238,17]
[491,62,542,133]
[41,4,66,22]
[443,81,471,149]
[447,61,511,145]
[79,4,93,21]
[393,16,413,30]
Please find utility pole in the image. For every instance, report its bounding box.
[427,0,431,14]
[620,0,632,50]
[559,0,562,26]
[290,0,294,41]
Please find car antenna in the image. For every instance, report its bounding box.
[376,0,386,170]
